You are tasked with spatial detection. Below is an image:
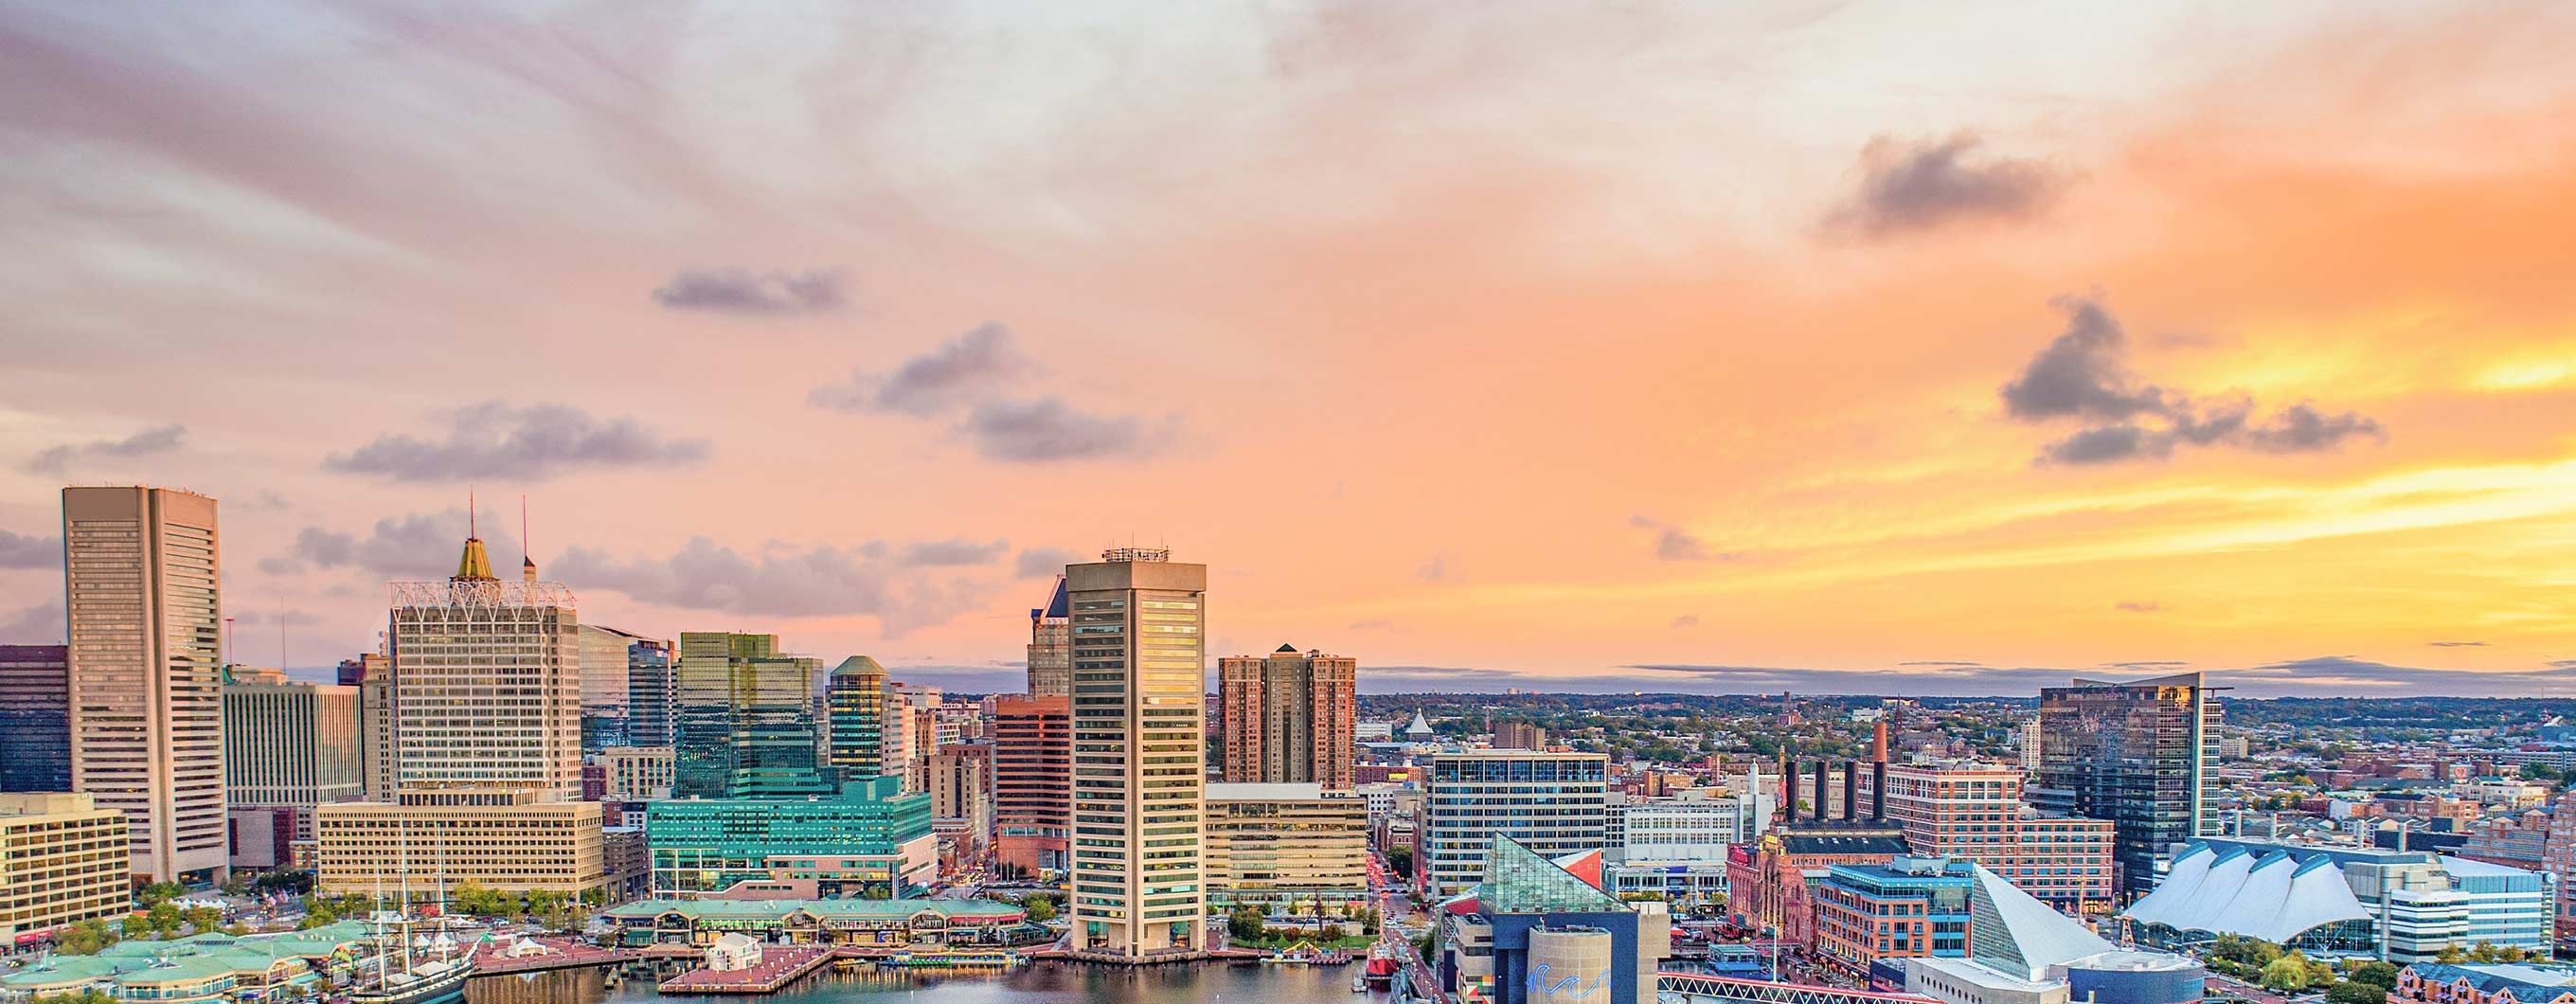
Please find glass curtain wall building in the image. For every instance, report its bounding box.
[672,633,833,798]
[2030,672,2221,896]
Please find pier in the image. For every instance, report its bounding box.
[657,947,833,995]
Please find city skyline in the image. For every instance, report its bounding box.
[5,5,2576,698]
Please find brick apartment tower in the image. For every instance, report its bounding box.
[1217,645,1357,789]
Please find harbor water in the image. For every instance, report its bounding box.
[472,961,1396,1004]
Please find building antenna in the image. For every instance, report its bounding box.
[468,485,477,538]
[521,494,529,565]
[278,594,288,672]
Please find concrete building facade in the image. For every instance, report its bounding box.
[0,793,130,942]
[1065,549,1208,960]
[1204,782,1370,908]
[222,679,363,808]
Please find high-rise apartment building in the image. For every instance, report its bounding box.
[385,534,581,797]
[882,688,916,790]
[927,744,993,866]
[990,694,1071,875]
[1027,576,1070,696]
[222,678,362,808]
[2030,672,2221,896]
[0,793,131,941]
[1218,645,1356,789]
[1421,750,1609,898]
[1493,721,1548,750]
[672,633,832,798]
[0,644,73,793]
[825,656,888,781]
[62,486,228,884]
[1859,763,2115,913]
[1066,548,1208,960]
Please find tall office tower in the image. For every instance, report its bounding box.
[387,533,581,797]
[222,678,362,807]
[62,486,228,884]
[672,633,832,798]
[2030,672,2222,896]
[826,656,889,780]
[1065,548,1208,961]
[1027,576,1070,696]
[990,694,1071,875]
[576,624,653,753]
[1421,750,1609,898]
[351,654,397,800]
[1217,645,1357,788]
[0,644,73,793]
[623,636,675,748]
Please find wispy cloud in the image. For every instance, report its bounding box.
[0,529,60,568]
[1012,547,1082,579]
[1629,514,1733,562]
[2113,601,2164,613]
[552,536,989,635]
[25,423,185,474]
[809,323,1033,416]
[900,537,1008,567]
[1829,133,2066,237]
[652,268,848,316]
[325,402,707,482]
[961,397,1165,463]
[0,601,63,643]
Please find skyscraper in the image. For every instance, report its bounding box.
[624,636,676,748]
[1027,576,1070,697]
[1217,644,1356,788]
[0,644,73,793]
[826,655,889,781]
[349,653,397,800]
[63,486,228,884]
[989,693,1070,875]
[222,677,362,808]
[386,531,582,797]
[2030,672,2221,896]
[576,623,654,752]
[672,632,832,798]
[1066,548,1208,960]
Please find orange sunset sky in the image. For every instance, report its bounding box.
[2,3,2571,696]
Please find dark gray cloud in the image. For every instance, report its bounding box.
[808,323,1033,416]
[551,537,986,635]
[1832,133,2066,237]
[1012,547,1082,579]
[2003,297,2385,465]
[901,537,1008,566]
[0,601,64,643]
[2238,655,2576,695]
[2428,640,2487,648]
[652,268,848,316]
[961,397,1161,463]
[0,529,60,568]
[265,509,514,579]
[2114,601,2164,613]
[325,402,707,482]
[25,423,186,475]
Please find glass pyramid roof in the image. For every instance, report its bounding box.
[1478,834,1627,915]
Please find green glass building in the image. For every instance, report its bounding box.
[826,655,889,782]
[672,632,836,798]
[647,775,936,896]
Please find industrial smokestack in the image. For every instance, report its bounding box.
[1872,761,1887,822]
[1871,721,1889,764]
[1812,762,1828,823]
[1843,762,1858,822]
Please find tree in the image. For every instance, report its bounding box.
[2347,961,2401,990]
[1386,848,1414,878]
[183,905,224,934]
[146,902,183,939]
[2327,983,2389,1004]
[55,919,117,956]
[136,881,187,909]
[1228,904,1267,942]
[1362,907,1382,935]
[1319,923,1348,943]
[2260,956,2311,994]
[1022,894,1057,923]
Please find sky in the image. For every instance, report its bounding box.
[2,2,2572,698]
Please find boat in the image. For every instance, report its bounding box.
[1353,976,1368,993]
[348,957,472,1004]
[345,836,474,1004]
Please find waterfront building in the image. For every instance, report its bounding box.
[62,486,228,884]
[1421,750,1609,898]
[602,745,677,800]
[672,632,832,798]
[313,789,605,894]
[646,775,936,896]
[2393,964,2576,1004]
[2123,838,2551,959]
[2030,672,2221,895]
[0,923,372,1002]
[1217,645,1357,789]
[1860,763,2115,914]
[222,677,362,808]
[1065,548,1208,961]
[1027,576,1070,697]
[599,898,1029,949]
[1434,834,1673,1004]
[989,693,1071,875]
[825,655,889,782]
[0,793,130,943]
[0,645,71,793]
[1203,782,1370,908]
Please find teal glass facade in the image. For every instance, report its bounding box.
[672,633,836,798]
[647,775,934,895]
